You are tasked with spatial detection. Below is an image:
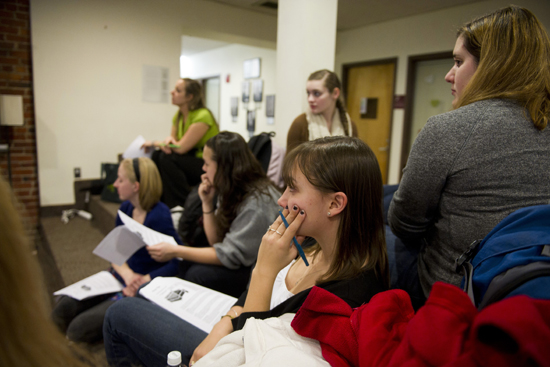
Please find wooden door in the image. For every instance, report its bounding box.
[345,61,395,184]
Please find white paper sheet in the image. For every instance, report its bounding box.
[93,225,146,265]
[54,271,123,300]
[118,210,178,246]
[139,277,237,333]
[122,135,153,159]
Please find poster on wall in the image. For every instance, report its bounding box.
[243,58,261,79]
[230,97,238,123]
[142,65,169,103]
[242,81,250,103]
[266,95,275,125]
[247,110,255,138]
[252,80,263,102]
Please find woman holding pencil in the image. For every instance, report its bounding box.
[142,78,219,208]
[103,136,390,367]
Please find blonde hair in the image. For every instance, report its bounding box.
[120,157,162,212]
[0,174,94,367]
[456,5,550,130]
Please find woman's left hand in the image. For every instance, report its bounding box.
[255,206,306,279]
[147,242,176,262]
[198,173,216,208]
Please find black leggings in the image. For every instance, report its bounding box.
[51,294,116,343]
[152,150,204,208]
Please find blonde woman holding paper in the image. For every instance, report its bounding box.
[51,157,182,344]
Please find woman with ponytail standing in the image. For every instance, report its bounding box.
[286,69,357,154]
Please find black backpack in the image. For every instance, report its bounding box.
[248,132,275,174]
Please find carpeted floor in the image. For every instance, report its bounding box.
[37,213,112,365]
[40,215,110,288]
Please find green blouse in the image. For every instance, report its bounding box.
[172,108,218,158]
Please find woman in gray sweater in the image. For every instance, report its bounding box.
[388,5,550,308]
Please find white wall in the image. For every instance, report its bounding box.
[31,0,277,206]
[411,58,454,147]
[335,0,550,184]
[275,0,338,149]
[31,0,550,205]
[182,44,278,144]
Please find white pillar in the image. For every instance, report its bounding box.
[274,0,338,147]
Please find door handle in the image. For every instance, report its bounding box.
[379,146,389,152]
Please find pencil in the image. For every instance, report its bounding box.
[278,210,309,266]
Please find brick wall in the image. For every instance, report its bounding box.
[0,0,39,241]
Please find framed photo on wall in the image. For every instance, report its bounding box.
[266,95,275,117]
[247,110,256,136]
[252,79,263,102]
[242,81,250,103]
[243,58,261,79]
[230,97,238,122]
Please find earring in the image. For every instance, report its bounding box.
[327,211,331,217]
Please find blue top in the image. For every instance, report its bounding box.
[115,201,182,283]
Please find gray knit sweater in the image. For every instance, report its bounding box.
[388,99,550,296]
[214,185,281,269]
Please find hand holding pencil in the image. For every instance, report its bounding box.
[278,210,309,266]
[255,206,308,280]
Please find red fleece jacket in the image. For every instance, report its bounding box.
[291,282,550,367]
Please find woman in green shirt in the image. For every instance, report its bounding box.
[143,78,219,208]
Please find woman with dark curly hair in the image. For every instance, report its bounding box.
[147,131,281,297]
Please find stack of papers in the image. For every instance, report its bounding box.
[93,210,178,265]
[55,210,180,300]
[53,271,123,300]
[140,277,238,333]
[122,135,152,159]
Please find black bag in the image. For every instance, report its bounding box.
[177,185,209,247]
[100,163,122,203]
[248,132,274,174]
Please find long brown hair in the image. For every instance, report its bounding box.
[282,136,389,287]
[205,131,277,238]
[308,69,351,136]
[181,78,206,111]
[0,174,95,367]
[456,5,550,130]
[177,78,218,128]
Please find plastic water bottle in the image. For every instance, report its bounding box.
[166,351,182,367]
